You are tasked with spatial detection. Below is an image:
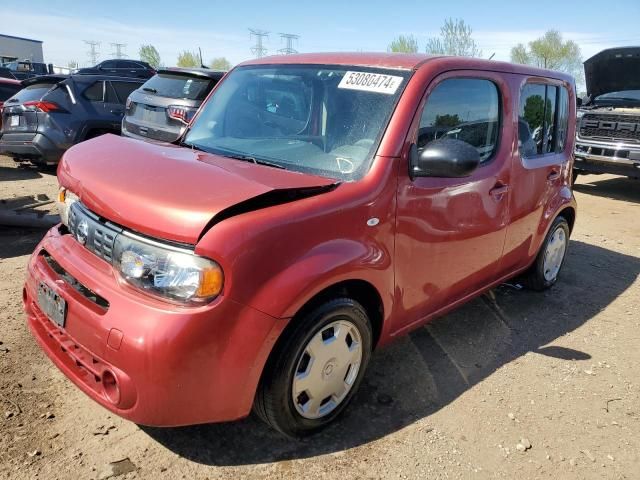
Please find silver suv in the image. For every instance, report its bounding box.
[122,68,225,143]
[575,47,640,181]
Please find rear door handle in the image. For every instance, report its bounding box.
[489,184,510,199]
[547,169,560,181]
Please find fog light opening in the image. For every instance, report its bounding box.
[102,370,121,405]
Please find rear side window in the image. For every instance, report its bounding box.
[116,61,142,69]
[0,83,21,101]
[519,83,570,158]
[83,81,104,102]
[418,78,500,163]
[140,73,215,101]
[8,82,57,103]
[108,81,141,103]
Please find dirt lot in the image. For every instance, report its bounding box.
[1,154,639,480]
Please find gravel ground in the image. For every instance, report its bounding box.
[1,154,639,479]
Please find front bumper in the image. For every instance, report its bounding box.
[24,226,285,426]
[574,137,640,177]
[0,132,65,164]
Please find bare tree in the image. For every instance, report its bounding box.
[425,18,482,57]
[388,35,419,54]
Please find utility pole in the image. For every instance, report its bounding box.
[84,40,100,66]
[110,43,127,59]
[249,29,269,58]
[278,33,299,55]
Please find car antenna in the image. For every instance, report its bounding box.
[199,47,206,69]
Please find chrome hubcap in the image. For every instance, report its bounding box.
[292,320,362,419]
[543,227,567,281]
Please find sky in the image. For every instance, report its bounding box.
[2,0,640,74]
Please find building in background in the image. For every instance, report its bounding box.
[0,34,44,64]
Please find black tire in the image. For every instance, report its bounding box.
[254,298,372,437]
[522,216,570,291]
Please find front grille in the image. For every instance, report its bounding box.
[41,251,109,309]
[579,113,640,144]
[68,203,121,263]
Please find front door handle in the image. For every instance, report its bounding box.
[489,184,510,199]
[547,169,560,181]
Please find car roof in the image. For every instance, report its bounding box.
[69,74,146,82]
[239,52,575,83]
[157,67,226,79]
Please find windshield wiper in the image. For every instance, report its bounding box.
[180,142,285,169]
[180,141,212,154]
[223,153,285,169]
[142,87,157,93]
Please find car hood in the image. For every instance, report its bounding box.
[585,47,640,98]
[58,134,337,244]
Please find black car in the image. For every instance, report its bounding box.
[75,59,156,79]
[122,67,225,143]
[1,60,52,80]
[0,74,144,164]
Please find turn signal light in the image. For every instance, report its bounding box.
[23,101,62,113]
[167,105,197,124]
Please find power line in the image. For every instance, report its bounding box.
[249,28,269,58]
[83,40,100,65]
[278,33,299,55]
[111,43,127,59]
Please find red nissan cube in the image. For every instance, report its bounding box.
[23,53,577,437]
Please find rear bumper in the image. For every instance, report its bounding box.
[24,226,285,426]
[0,132,64,163]
[575,137,640,177]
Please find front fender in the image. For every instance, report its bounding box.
[247,238,393,319]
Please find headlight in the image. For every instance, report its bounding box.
[113,233,223,305]
[576,110,585,119]
[57,187,79,226]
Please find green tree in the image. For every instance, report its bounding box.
[209,57,232,71]
[176,50,200,68]
[523,95,545,130]
[388,35,419,54]
[139,44,161,69]
[510,30,583,82]
[434,113,462,127]
[425,18,482,57]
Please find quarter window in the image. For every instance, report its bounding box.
[83,81,104,102]
[418,78,500,163]
[109,81,140,104]
[519,83,570,157]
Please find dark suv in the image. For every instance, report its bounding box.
[0,74,143,164]
[0,77,21,129]
[122,67,224,142]
[75,60,156,79]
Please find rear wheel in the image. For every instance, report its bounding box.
[254,298,372,437]
[522,216,570,291]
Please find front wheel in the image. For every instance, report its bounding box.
[254,298,372,437]
[523,216,570,291]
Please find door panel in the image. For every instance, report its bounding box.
[500,77,569,274]
[393,71,514,332]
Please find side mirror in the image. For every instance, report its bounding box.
[411,138,481,178]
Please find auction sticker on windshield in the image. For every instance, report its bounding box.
[338,71,403,94]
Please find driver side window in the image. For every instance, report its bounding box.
[418,78,500,163]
